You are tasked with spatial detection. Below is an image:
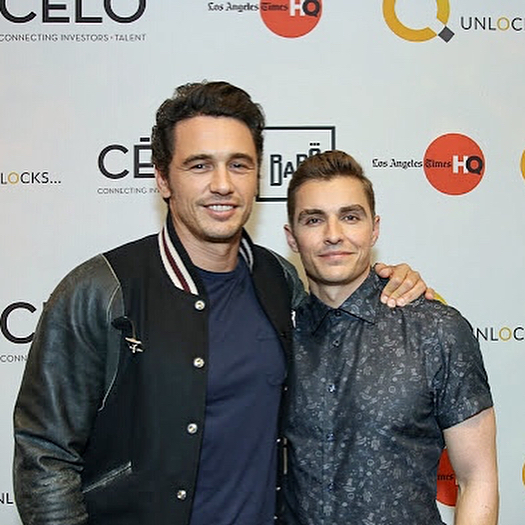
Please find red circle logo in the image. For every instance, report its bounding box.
[423,133,485,195]
[260,0,322,38]
[436,449,458,507]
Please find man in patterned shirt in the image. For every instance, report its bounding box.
[282,150,498,525]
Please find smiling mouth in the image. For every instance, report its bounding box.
[318,251,355,263]
[320,251,351,257]
[206,204,236,212]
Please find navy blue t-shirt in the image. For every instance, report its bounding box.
[190,258,286,525]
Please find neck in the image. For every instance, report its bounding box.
[309,267,371,308]
[174,227,242,273]
[190,240,241,272]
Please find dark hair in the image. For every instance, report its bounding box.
[287,150,375,224]
[151,81,265,178]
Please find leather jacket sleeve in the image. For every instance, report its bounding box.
[13,254,123,525]
[270,251,307,309]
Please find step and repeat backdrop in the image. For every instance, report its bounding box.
[1,1,524,523]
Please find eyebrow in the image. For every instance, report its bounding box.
[181,152,256,167]
[181,154,213,167]
[297,208,325,221]
[339,204,368,216]
[297,204,368,222]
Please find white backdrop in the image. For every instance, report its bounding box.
[1,1,524,523]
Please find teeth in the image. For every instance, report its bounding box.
[209,205,233,211]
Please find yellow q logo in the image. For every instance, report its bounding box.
[383,0,454,42]
[520,150,525,180]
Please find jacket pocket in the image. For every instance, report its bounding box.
[82,461,132,494]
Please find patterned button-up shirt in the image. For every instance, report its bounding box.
[282,271,493,525]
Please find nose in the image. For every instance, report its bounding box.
[209,164,234,195]
[324,217,343,245]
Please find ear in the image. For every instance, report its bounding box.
[371,215,380,246]
[284,224,299,253]
[155,168,172,199]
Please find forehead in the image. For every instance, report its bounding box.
[172,115,256,157]
[294,176,371,212]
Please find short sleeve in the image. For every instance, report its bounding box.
[431,306,493,429]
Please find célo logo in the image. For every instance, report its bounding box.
[97,136,161,195]
[437,448,457,507]
[98,136,153,180]
[383,0,454,42]
[260,0,322,38]
[0,0,146,24]
[423,133,485,195]
[1,301,37,345]
[521,150,525,181]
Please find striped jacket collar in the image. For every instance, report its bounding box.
[158,215,255,296]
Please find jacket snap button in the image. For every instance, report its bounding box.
[187,423,198,434]
[193,357,205,368]
[194,300,205,311]
[177,489,187,500]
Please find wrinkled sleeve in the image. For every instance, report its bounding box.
[13,255,122,525]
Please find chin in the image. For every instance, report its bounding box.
[203,229,242,243]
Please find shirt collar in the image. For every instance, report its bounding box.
[305,270,386,333]
[158,213,255,296]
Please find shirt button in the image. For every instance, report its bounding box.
[194,300,206,311]
[334,310,342,317]
[193,357,205,368]
[326,433,335,442]
[187,423,198,434]
[327,482,335,491]
[327,383,336,393]
[176,489,187,500]
[332,339,340,347]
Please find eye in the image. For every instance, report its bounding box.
[188,162,211,172]
[303,216,322,226]
[342,214,358,222]
[230,160,253,173]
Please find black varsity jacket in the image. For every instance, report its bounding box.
[13,216,303,525]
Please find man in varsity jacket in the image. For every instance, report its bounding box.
[13,81,429,525]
